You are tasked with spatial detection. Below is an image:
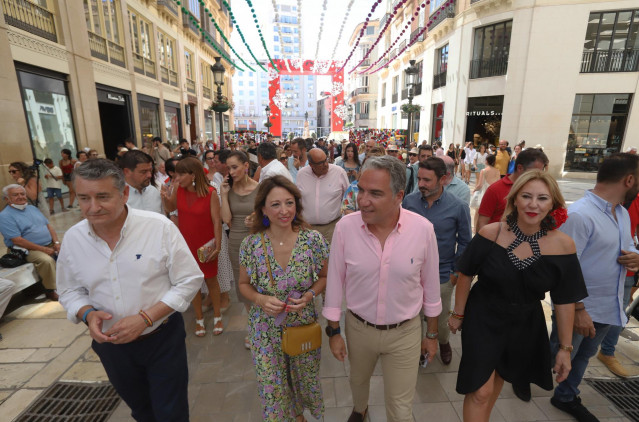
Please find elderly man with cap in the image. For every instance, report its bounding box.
[296,148,349,243]
[386,144,401,161]
[442,156,471,204]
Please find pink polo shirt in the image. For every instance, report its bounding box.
[296,164,349,225]
[323,208,442,325]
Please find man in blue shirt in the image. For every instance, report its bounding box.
[442,155,470,204]
[551,153,639,422]
[0,184,60,300]
[402,157,472,365]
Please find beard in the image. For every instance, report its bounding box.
[420,185,441,199]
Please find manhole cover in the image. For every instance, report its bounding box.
[15,381,121,421]
[586,378,639,421]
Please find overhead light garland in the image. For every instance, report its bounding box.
[359,0,428,74]
[347,0,411,74]
[329,0,355,63]
[219,0,266,72]
[242,0,278,71]
[173,0,247,71]
[270,0,289,72]
[336,0,385,73]
[297,0,303,61]
[365,0,455,75]
[313,0,329,62]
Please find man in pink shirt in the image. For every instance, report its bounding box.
[323,155,442,422]
[296,148,349,243]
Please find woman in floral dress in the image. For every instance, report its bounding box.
[238,175,329,422]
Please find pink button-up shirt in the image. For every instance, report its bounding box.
[323,208,442,325]
[296,164,349,225]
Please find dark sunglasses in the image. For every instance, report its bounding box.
[279,156,287,160]
[8,170,18,174]
[409,153,417,157]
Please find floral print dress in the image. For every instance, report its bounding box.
[239,229,329,421]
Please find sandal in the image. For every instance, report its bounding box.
[195,319,206,337]
[212,317,224,336]
[244,336,250,350]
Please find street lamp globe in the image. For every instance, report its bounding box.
[405,60,418,87]
[210,57,225,87]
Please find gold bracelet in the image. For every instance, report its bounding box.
[558,344,574,352]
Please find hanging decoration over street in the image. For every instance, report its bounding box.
[336,0,385,73]
[329,0,355,63]
[359,0,429,74]
[348,0,411,73]
[313,0,329,62]
[220,0,266,72]
[365,0,455,75]
[296,0,303,63]
[270,0,289,72]
[173,0,246,71]
[242,0,278,71]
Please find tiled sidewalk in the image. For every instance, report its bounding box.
[1,177,635,421]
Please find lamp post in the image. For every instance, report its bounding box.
[210,57,226,149]
[265,105,271,134]
[405,59,419,151]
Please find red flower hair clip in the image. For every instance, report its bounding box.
[550,208,568,229]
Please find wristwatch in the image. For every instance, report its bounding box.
[325,325,341,338]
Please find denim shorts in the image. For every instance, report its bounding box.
[46,188,62,198]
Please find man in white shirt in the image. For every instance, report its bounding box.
[120,150,163,214]
[463,142,477,184]
[296,148,349,243]
[288,137,309,183]
[43,158,65,213]
[257,142,292,183]
[57,159,202,422]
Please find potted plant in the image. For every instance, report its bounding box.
[209,96,234,113]
[400,103,421,114]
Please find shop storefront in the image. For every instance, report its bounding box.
[465,96,504,145]
[432,103,444,144]
[565,93,633,172]
[97,85,133,159]
[138,94,161,147]
[16,63,77,163]
[164,100,182,145]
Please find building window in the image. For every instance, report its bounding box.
[565,94,633,172]
[432,103,444,142]
[158,32,176,71]
[188,0,200,19]
[128,9,155,78]
[366,26,375,35]
[184,50,194,80]
[392,76,399,103]
[381,82,387,106]
[434,45,448,89]
[470,20,512,79]
[581,10,639,73]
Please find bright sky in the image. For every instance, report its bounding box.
[229,0,386,69]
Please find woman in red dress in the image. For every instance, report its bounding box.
[163,157,224,336]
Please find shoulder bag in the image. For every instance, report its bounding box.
[261,232,322,356]
[0,247,28,268]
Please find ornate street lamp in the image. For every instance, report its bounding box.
[404,59,419,151]
[265,105,272,134]
[210,57,226,149]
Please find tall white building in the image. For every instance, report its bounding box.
[233,64,270,133]
[376,0,639,177]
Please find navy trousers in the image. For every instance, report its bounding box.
[92,312,189,422]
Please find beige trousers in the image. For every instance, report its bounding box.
[345,311,421,422]
[26,250,56,290]
[437,279,454,344]
[310,217,339,245]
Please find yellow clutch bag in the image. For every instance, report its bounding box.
[281,322,322,356]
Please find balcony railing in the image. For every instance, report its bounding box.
[160,66,178,86]
[401,88,408,100]
[430,0,456,31]
[157,0,178,18]
[379,13,390,28]
[88,31,126,68]
[186,78,196,94]
[433,70,447,89]
[3,0,57,42]
[392,93,398,103]
[203,86,211,99]
[410,27,424,44]
[182,10,200,37]
[358,60,370,67]
[133,53,156,79]
[470,55,508,79]
[398,40,406,52]
[581,49,639,73]
[357,113,369,120]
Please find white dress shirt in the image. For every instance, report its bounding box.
[57,208,203,334]
[259,159,293,183]
[126,183,163,214]
[296,164,349,225]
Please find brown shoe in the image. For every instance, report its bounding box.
[440,342,452,365]
[597,351,629,377]
[347,407,367,422]
[45,290,59,301]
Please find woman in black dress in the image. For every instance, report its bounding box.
[448,170,587,422]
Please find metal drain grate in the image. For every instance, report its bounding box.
[586,378,639,421]
[16,381,121,422]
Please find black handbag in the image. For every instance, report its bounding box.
[0,248,28,268]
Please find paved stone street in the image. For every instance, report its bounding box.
[1,177,637,421]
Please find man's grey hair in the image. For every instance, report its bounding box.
[2,184,25,198]
[444,159,455,176]
[360,155,406,196]
[73,159,126,192]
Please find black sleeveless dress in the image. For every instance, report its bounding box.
[454,233,588,394]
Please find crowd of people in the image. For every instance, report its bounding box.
[1,133,638,422]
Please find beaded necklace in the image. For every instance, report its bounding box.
[506,221,547,270]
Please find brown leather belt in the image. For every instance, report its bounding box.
[133,315,171,342]
[350,310,410,331]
